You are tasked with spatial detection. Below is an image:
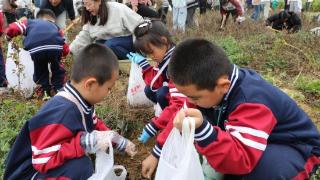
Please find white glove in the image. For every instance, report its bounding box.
[110,131,137,157]
[80,130,113,154]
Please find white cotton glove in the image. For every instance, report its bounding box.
[81,130,137,157]
[80,130,113,154]
[111,131,137,157]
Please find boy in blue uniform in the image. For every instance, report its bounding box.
[6,9,69,98]
[4,43,136,180]
[142,38,320,179]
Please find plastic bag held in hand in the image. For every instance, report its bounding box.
[155,117,204,180]
[126,52,146,64]
[88,134,128,180]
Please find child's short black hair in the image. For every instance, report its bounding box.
[134,19,174,55]
[169,38,232,90]
[36,9,56,19]
[71,44,119,85]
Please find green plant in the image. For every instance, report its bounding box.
[0,99,40,178]
[294,76,320,96]
[214,36,250,66]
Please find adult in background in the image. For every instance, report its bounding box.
[40,0,77,29]
[127,0,158,18]
[266,10,301,33]
[70,0,143,60]
[2,0,18,24]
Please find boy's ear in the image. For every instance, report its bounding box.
[217,75,231,94]
[84,77,98,90]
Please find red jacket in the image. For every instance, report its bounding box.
[220,0,243,16]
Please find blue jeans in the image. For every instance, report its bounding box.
[0,47,7,87]
[97,35,134,60]
[173,7,187,32]
[251,5,263,21]
[144,85,169,109]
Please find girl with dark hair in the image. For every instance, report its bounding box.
[70,0,143,59]
[127,19,184,149]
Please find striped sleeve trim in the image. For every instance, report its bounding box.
[80,132,97,154]
[151,143,162,159]
[138,59,151,70]
[194,120,217,147]
[115,138,128,152]
[144,122,159,137]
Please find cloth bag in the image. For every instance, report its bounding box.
[127,62,153,107]
[155,118,204,180]
[88,137,127,180]
[6,42,36,98]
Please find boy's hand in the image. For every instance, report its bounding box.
[125,140,137,157]
[142,154,158,179]
[173,108,204,131]
[138,129,151,143]
[126,52,146,64]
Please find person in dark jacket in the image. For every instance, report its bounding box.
[266,10,301,33]
[40,0,77,29]
[5,9,69,98]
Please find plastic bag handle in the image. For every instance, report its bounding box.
[112,165,127,177]
[182,117,195,145]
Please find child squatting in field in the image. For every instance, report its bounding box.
[144,38,320,179]
[4,44,136,179]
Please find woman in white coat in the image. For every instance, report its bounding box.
[70,0,144,59]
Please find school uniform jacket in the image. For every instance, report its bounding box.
[4,82,109,179]
[137,46,186,138]
[6,19,69,56]
[153,65,320,175]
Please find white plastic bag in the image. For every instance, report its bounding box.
[88,138,127,180]
[127,62,153,107]
[155,118,204,180]
[6,42,36,98]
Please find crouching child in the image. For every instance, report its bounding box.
[5,9,70,99]
[4,44,136,180]
[170,38,320,179]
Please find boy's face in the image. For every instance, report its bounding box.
[174,77,230,108]
[86,69,119,105]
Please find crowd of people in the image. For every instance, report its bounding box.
[0,0,320,180]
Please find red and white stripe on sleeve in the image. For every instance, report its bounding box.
[30,124,85,173]
[6,19,27,38]
[195,103,277,174]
